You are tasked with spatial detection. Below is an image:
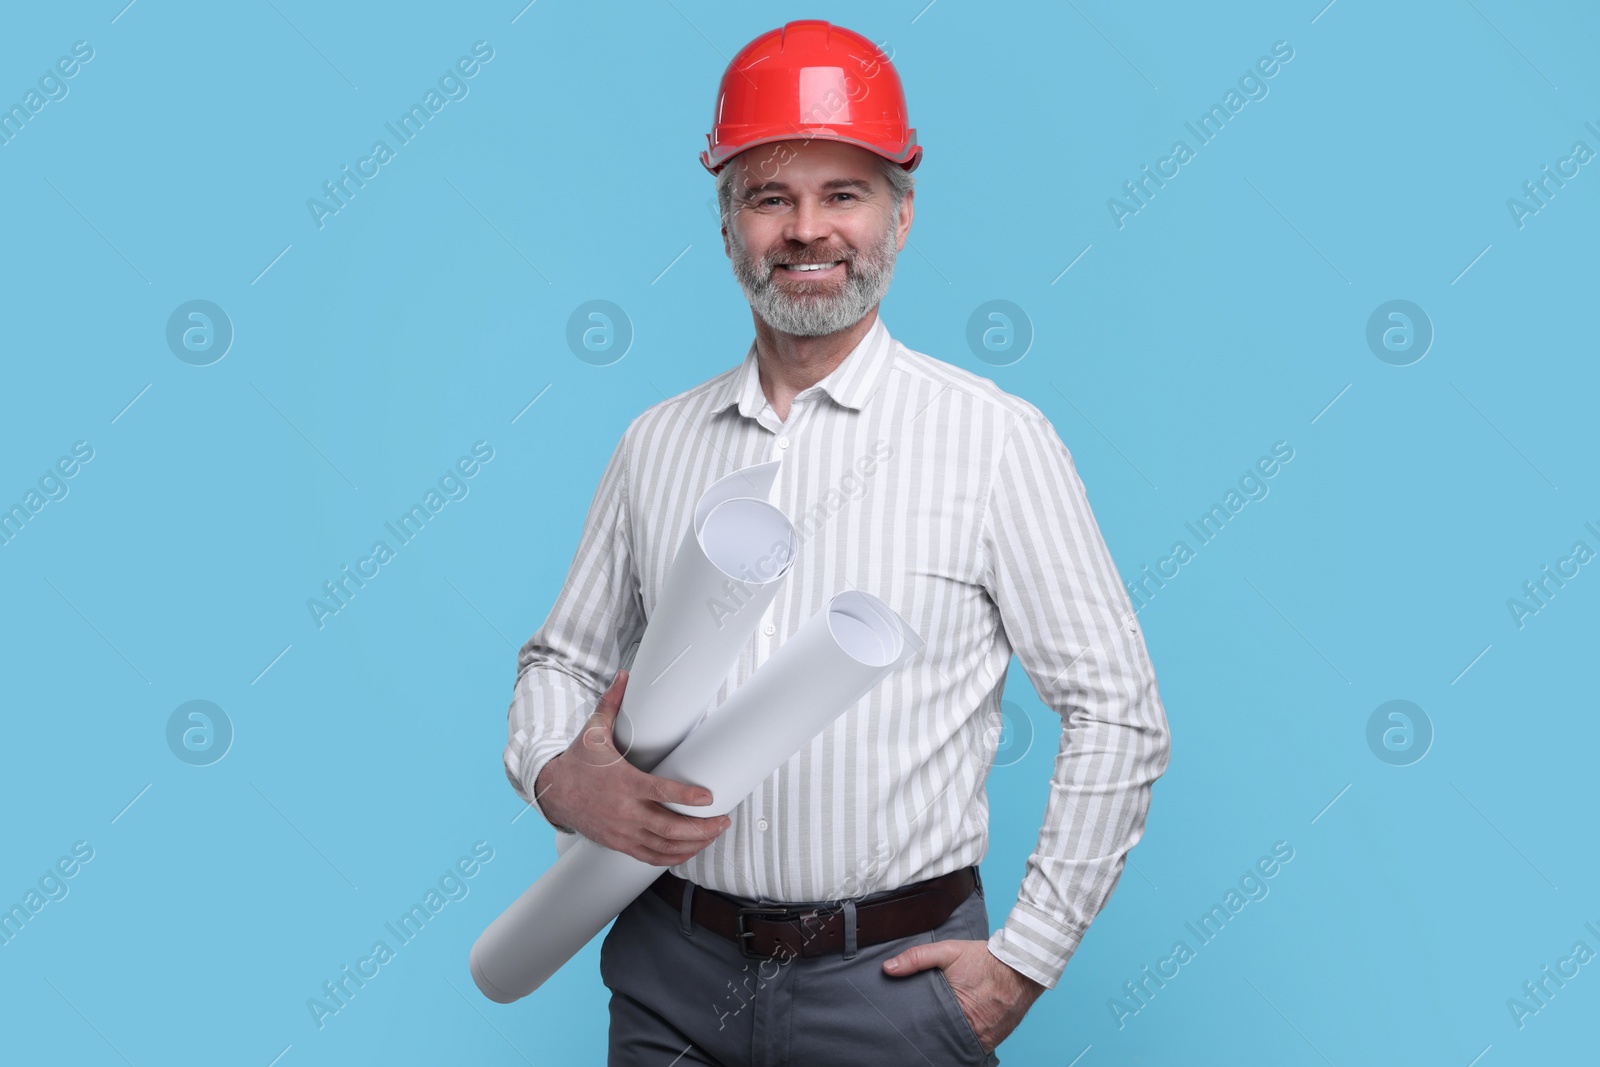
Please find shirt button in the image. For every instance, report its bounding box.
[756,818,769,832]
[763,623,775,636]
[777,437,789,449]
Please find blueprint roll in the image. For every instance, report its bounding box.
[469,589,925,1003]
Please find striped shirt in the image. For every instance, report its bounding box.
[503,313,1170,989]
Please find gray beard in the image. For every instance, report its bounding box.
[729,216,899,337]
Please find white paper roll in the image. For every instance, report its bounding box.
[553,460,795,858]
[469,590,924,1004]
[653,591,926,819]
[610,459,795,771]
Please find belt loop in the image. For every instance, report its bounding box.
[972,864,983,897]
[842,898,858,960]
[679,879,696,936]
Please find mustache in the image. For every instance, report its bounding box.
[768,248,854,268]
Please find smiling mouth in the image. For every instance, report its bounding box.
[775,260,845,276]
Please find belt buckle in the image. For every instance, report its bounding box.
[735,905,796,960]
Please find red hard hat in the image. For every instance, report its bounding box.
[699,20,921,176]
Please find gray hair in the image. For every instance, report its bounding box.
[716,150,914,233]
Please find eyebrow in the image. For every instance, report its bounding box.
[739,177,876,199]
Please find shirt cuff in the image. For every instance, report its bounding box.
[505,737,575,832]
[986,896,1085,990]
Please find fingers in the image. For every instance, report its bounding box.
[634,844,692,867]
[589,811,730,866]
[599,831,681,868]
[644,770,714,809]
[635,822,727,865]
[644,807,731,844]
[604,828,698,867]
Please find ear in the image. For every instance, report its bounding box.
[895,187,915,252]
[720,165,739,259]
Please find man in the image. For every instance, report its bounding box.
[503,20,1169,1065]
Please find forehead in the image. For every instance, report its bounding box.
[731,139,884,191]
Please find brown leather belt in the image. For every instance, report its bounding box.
[648,865,979,961]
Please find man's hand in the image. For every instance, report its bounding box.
[533,669,732,866]
[883,939,1045,1053]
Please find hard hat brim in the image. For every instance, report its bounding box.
[700,129,921,176]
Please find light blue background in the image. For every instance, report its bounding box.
[2,1,1596,1064]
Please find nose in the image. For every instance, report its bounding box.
[783,196,832,246]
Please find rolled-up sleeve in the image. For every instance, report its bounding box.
[979,405,1171,990]
[503,421,648,829]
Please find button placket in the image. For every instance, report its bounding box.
[750,398,810,860]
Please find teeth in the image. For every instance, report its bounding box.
[783,262,839,272]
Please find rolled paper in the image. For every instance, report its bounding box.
[608,458,795,769]
[553,460,796,857]
[469,589,925,1004]
[652,591,926,819]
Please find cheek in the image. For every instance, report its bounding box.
[736,225,783,263]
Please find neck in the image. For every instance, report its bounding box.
[753,307,879,422]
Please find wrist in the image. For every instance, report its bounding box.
[533,752,574,832]
[988,947,1046,999]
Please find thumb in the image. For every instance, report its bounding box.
[593,670,628,727]
[884,939,958,976]
[582,671,628,753]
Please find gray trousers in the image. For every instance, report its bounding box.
[599,870,1002,1066]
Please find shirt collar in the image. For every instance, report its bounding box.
[710,315,896,420]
